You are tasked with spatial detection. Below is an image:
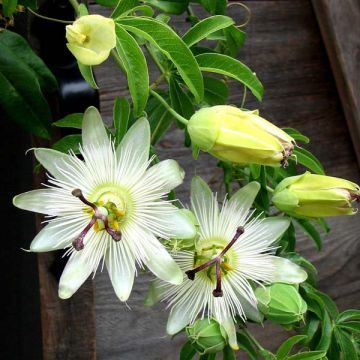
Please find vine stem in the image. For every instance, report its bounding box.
[241,327,266,352]
[27,7,74,24]
[149,89,189,126]
[68,0,80,14]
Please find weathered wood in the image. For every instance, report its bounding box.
[91,1,360,358]
[312,0,360,165]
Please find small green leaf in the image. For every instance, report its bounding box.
[52,113,83,129]
[3,0,18,17]
[314,291,339,319]
[113,96,130,145]
[78,62,98,89]
[301,317,320,345]
[199,0,227,15]
[287,350,327,360]
[180,340,196,360]
[236,333,257,360]
[296,219,322,250]
[222,346,236,360]
[282,127,310,144]
[183,15,234,47]
[117,17,204,102]
[146,0,188,15]
[336,310,360,323]
[223,26,246,56]
[112,0,139,17]
[196,53,263,101]
[276,335,308,360]
[249,164,261,180]
[115,25,149,116]
[293,146,325,175]
[317,218,330,233]
[337,321,360,333]
[52,134,82,154]
[96,0,118,7]
[334,328,357,360]
[316,311,333,352]
[203,76,229,105]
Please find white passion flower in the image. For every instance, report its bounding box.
[13,107,196,301]
[160,177,307,349]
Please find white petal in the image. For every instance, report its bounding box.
[271,257,308,284]
[219,316,238,350]
[167,303,193,335]
[143,238,183,285]
[258,217,290,245]
[30,219,86,252]
[116,117,150,168]
[144,159,185,193]
[239,295,263,323]
[58,251,93,299]
[105,241,135,302]
[13,189,60,215]
[229,181,260,217]
[157,207,196,239]
[82,106,109,147]
[34,148,75,182]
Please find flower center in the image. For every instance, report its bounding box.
[71,189,123,251]
[185,227,244,298]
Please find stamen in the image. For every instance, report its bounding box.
[185,226,244,297]
[351,193,360,202]
[72,189,122,250]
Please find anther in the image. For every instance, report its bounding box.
[186,226,244,297]
[351,193,360,202]
[72,188,122,250]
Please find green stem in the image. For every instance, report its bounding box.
[68,0,80,14]
[150,74,165,90]
[27,7,74,23]
[145,44,167,77]
[149,89,189,126]
[266,185,274,193]
[241,327,265,352]
[240,86,247,108]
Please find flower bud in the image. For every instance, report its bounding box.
[255,283,307,325]
[66,15,116,65]
[272,172,360,218]
[186,318,227,354]
[187,106,294,167]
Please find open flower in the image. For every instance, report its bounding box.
[13,107,195,301]
[187,106,295,167]
[159,177,307,349]
[66,15,116,65]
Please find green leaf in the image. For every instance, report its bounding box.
[198,0,227,15]
[317,218,330,234]
[276,335,308,360]
[196,53,263,101]
[301,317,320,345]
[236,333,257,360]
[336,310,360,323]
[113,96,130,146]
[282,127,310,144]
[337,321,360,333]
[223,26,246,56]
[52,134,82,154]
[316,311,333,352]
[117,17,204,102]
[0,31,53,139]
[78,62,98,89]
[334,328,357,360]
[203,76,229,105]
[293,146,325,175]
[255,166,270,212]
[78,3,89,16]
[222,346,236,360]
[180,340,196,360]
[183,15,234,47]
[169,77,194,124]
[314,291,339,319]
[0,30,57,92]
[112,0,139,17]
[52,113,83,129]
[287,350,327,360]
[3,0,18,17]
[96,0,118,7]
[115,25,149,116]
[296,219,322,250]
[146,0,188,15]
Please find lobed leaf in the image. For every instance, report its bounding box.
[276,335,308,359]
[293,146,325,175]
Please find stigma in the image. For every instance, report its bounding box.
[185,226,244,297]
[71,189,122,251]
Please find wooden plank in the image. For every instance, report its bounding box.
[92,1,360,358]
[312,0,360,165]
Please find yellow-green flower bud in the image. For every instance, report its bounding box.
[187,106,295,167]
[186,319,227,354]
[66,15,116,66]
[272,172,360,218]
[255,283,307,325]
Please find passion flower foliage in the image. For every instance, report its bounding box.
[7,0,360,359]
